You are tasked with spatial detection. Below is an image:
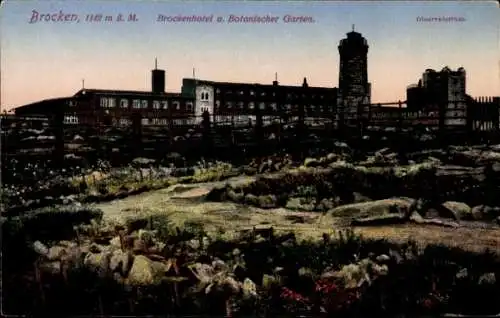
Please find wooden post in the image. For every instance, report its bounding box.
[255,106,263,153]
[297,100,305,150]
[53,105,65,167]
[131,113,142,158]
[202,110,212,157]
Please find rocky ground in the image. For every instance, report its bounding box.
[89,173,500,254]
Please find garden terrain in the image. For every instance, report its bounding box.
[2,141,500,316]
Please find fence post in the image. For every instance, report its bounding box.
[53,105,65,167]
[255,108,263,153]
[202,110,212,157]
[131,113,142,158]
[297,100,305,151]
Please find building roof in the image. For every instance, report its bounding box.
[14,97,72,115]
[182,78,337,91]
[73,88,187,98]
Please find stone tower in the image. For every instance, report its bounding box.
[338,26,371,126]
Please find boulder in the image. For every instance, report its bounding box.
[47,246,67,261]
[243,193,259,206]
[258,195,278,209]
[328,198,415,220]
[471,205,500,221]
[376,254,390,263]
[84,251,113,277]
[126,255,169,286]
[242,278,258,298]
[478,272,496,285]
[456,268,468,279]
[262,274,279,290]
[409,211,425,224]
[227,189,244,202]
[286,197,315,211]
[33,241,49,256]
[441,201,472,220]
[109,236,122,249]
[109,249,134,276]
[304,158,321,168]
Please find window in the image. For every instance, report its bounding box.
[248,102,255,109]
[285,104,292,110]
[215,100,221,108]
[132,99,141,109]
[239,90,244,95]
[250,91,255,96]
[216,89,221,94]
[260,92,266,97]
[270,103,277,111]
[186,102,194,111]
[68,100,76,107]
[238,101,244,109]
[201,92,209,101]
[119,118,131,126]
[161,101,168,109]
[226,102,233,109]
[153,101,161,109]
[64,116,78,124]
[259,102,265,110]
[120,99,129,108]
[141,118,149,125]
[100,97,114,108]
[173,101,180,110]
[100,97,107,108]
[141,100,148,109]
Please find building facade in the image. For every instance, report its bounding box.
[14,64,196,127]
[406,67,467,129]
[181,77,338,127]
[468,96,500,132]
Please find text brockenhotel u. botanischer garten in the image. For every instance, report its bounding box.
[156,14,316,24]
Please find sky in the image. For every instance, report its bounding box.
[1,0,499,111]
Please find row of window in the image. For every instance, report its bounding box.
[215,89,330,100]
[215,101,334,111]
[112,118,193,126]
[370,110,463,120]
[100,97,193,111]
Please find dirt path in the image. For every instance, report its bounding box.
[92,176,500,254]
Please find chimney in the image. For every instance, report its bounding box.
[273,72,279,86]
[302,77,308,88]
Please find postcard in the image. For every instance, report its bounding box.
[1,0,500,317]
